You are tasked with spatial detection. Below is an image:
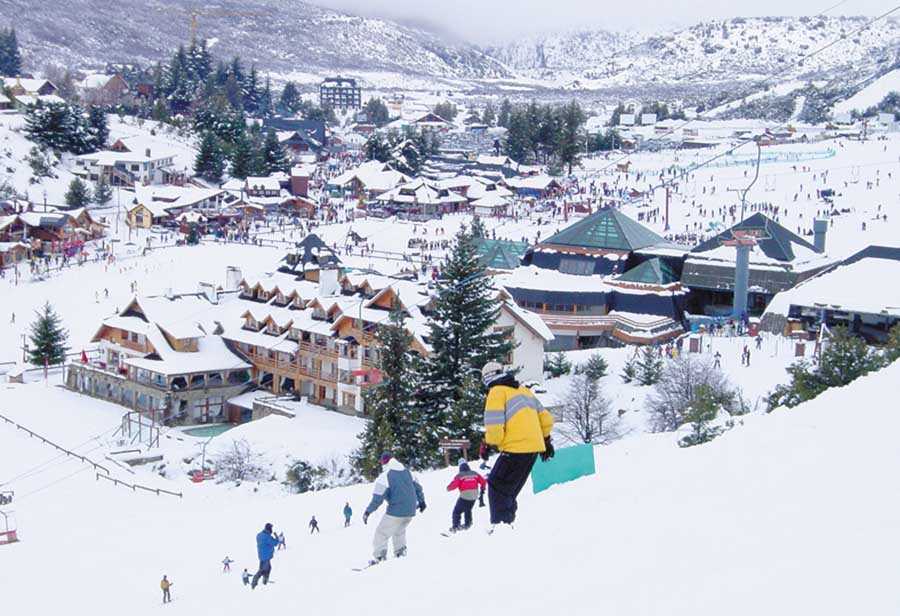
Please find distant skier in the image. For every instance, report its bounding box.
[160,575,173,603]
[241,568,251,586]
[343,502,353,527]
[481,362,554,530]
[277,532,286,550]
[713,351,722,369]
[222,556,233,572]
[309,516,320,534]
[755,335,762,350]
[362,452,426,565]
[446,459,487,532]
[251,522,279,589]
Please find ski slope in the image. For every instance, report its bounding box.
[2,357,899,615]
[833,68,900,114]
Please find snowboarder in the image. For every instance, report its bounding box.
[241,569,250,586]
[343,502,353,527]
[251,522,279,589]
[446,459,487,532]
[362,452,426,565]
[481,362,554,530]
[160,575,173,603]
[222,556,233,572]
[309,516,320,534]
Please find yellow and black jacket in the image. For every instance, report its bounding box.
[483,383,553,453]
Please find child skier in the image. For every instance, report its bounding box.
[309,516,320,534]
[363,452,426,564]
[222,556,233,572]
[241,569,251,586]
[446,459,487,531]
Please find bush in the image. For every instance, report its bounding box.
[576,354,608,381]
[678,384,723,448]
[213,439,268,483]
[544,351,572,378]
[285,460,328,494]
[620,352,638,383]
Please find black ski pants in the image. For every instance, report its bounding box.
[452,497,476,529]
[251,559,271,588]
[487,452,538,525]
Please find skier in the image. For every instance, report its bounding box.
[713,351,722,369]
[481,362,554,530]
[241,568,251,586]
[222,556,233,572]
[160,575,173,603]
[343,502,353,527]
[251,522,279,589]
[277,532,286,550]
[362,452,426,565]
[309,516,320,534]
[446,459,487,532]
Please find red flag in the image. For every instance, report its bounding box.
[81,350,88,364]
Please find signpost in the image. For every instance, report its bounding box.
[438,439,471,467]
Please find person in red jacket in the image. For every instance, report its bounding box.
[446,460,487,532]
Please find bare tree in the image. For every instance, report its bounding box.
[214,439,268,483]
[557,374,622,445]
[647,355,735,432]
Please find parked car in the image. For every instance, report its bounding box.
[149,225,165,234]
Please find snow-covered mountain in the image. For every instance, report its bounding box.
[487,17,900,90]
[1,0,511,81]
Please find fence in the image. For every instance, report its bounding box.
[95,473,182,498]
[0,412,110,476]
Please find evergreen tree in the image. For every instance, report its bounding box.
[28,302,70,367]
[364,132,391,163]
[229,131,258,180]
[433,101,457,121]
[258,76,274,118]
[544,351,572,378]
[24,101,72,151]
[636,346,663,386]
[354,305,424,478]
[243,66,261,115]
[86,105,109,152]
[0,28,22,76]
[678,384,722,448]
[482,101,496,127]
[193,94,246,146]
[364,97,391,127]
[279,81,302,114]
[65,177,91,208]
[63,102,93,155]
[883,324,900,365]
[416,225,514,456]
[93,177,113,205]
[195,131,225,183]
[607,102,627,127]
[620,351,638,383]
[497,98,512,128]
[558,100,586,174]
[505,107,533,163]
[470,215,487,239]
[260,128,289,175]
[582,353,608,381]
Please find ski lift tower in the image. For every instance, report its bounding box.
[722,138,763,319]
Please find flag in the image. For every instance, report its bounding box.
[81,350,88,364]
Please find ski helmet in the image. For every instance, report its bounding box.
[481,361,505,387]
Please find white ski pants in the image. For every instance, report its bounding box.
[373,514,413,559]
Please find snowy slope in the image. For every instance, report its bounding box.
[2,355,899,614]
[833,67,900,113]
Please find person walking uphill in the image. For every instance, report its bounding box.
[482,362,554,530]
[363,453,426,565]
[343,502,353,527]
[251,523,280,589]
[160,575,173,603]
[446,460,487,532]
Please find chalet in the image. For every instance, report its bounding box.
[327,160,410,198]
[277,131,323,162]
[73,136,181,187]
[11,94,65,111]
[66,293,253,425]
[127,186,225,228]
[1,77,58,97]
[503,175,562,198]
[77,73,131,106]
[414,112,453,132]
[374,178,468,218]
[0,241,27,267]
[0,93,11,111]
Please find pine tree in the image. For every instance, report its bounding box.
[243,66,261,115]
[279,81,301,114]
[416,225,514,456]
[260,128,289,174]
[258,76,274,118]
[470,215,487,239]
[195,131,225,183]
[364,97,391,127]
[582,353,608,381]
[63,102,93,155]
[354,305,422,478]
[497,98,512,128]
[24,101,72,151]
[65,177,91,208]
[229,131,257,180]
[544,351,572,378]
[558,100,586,174]
[364,132,391,162]
[482,102,496,127]
[678,384,722,448]
[0,28,22,76]
[93,177,113,205]
[636,346,663,386]
[620,351,638,383]
[86,105,109,152]
[28,302,70,367]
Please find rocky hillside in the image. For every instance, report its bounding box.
[1,0,511,81]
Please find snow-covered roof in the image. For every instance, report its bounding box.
[2,77,55,94]
[130,186,223,217]
[502,300,554,342]
[246,176,282,192]
[13,94,65,107]
[376,178,468,206]
[471,192,510,208]
[78,74,118,89]
[504,175,560,191]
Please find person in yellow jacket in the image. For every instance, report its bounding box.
[481,361,554,529]
[160,575,173,603]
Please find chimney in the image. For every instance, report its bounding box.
[319,266,339,297]
[225,266,242,291]
[813,218,828,253]
[145,148,151,158]
[198,281,218,304]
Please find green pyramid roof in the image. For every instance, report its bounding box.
[473,238,529,270]
[616,257,678,285]
[542,208,668,252]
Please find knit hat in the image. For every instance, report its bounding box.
[457,457,466,466]
[459,461,470,472]
[264,522,273,533]
[380,452,393,465]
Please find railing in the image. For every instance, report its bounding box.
[297,340,338,357]
[249,352,351,384]
[95,473,182,498]
[0,412,110,476]
[540,313,682,341]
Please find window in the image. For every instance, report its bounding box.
[342,392,357,409]
[228,370,251,385]
[208,372,224,387]
[190,374,206,389]
[130,164,139,171]
[559,258,594,276]
[171,376,187,390]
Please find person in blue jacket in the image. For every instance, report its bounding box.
[251,522,280,589]
[362,452,426,564]
[343,502,353,527]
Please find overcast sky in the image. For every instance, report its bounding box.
[310,0,892,44]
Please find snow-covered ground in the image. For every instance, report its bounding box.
[2,350,899,614]
[833,68,900,114]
